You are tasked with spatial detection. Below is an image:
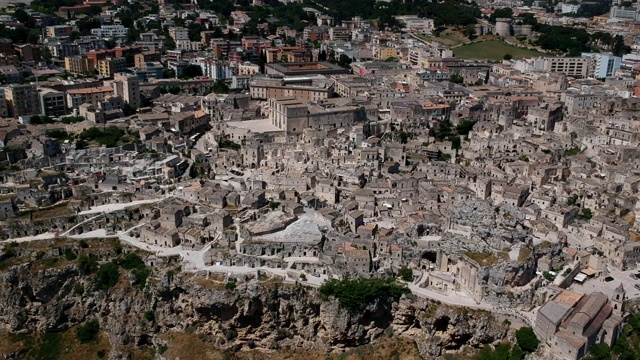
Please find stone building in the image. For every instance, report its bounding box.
[268,97,375,134]
[535,289,624,360]
[140,221,180,247]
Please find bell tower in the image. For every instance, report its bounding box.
[612,283,625,315]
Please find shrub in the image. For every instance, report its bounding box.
[77,256,97,275]
[74,284,84,295]
[61,116,85,124]
[79,240,89,249]
[269,201,281,210]
[96,262,120,290]
[133,267,151,288]
[44,258,59,267]
[318,278,409,310]
[579,208,593,220]
[144,310,155,322]
[76,320,100,343]
[515,326,539,353]
[78,126,129,148]
[585,343,611,360]
[45,130,70,140]
[218,139,241,151]
[225,279,237,291]
[564,147,581,156]
[97,350,106,358]
[2,246,17,259]
[65,249,77,261]
[224,328,237,340]
[398,267,413,282]
[119,253,144,270]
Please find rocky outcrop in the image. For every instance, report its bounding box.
[0,261,510,359]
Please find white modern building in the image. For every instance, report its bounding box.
[169,27,189,42]
[609,6,640,21]
[561,3,580,14]
[582,52,622,79]
[192,58,233,81]
[91,25,129,38]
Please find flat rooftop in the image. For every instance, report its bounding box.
[67,86,113,95]
[253,212,324,244]
[226,119,282,133]
[266,62,349,75]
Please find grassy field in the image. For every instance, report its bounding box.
[453,40,544,61]
[0,330,113,360]
[160,332,424,360]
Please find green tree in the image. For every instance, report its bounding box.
[319,278,409,310]
[515,327,539,353]
[450,74,464,84]
[504,53,513,60]
[318,50,327,61]
[181,65,203,79]
[162,68,176,79]
[337,54,353,67]
[119,253,144,270]
[448,135,461,150]
[96,262,120,290]
[77,255,98,275]
[76,320,100,343]
[456,120,477,136]
[65,249,77,261]
[122,102,136,115]
[585,343,611,360]
[579,208,593,220]
[132,267,151,288]
[398,267,413,281]
[189,165,198,178]
[213,79,230,93]
[463,25,477,40]
[163,37,176,50]
[225,279,237,290]
[42,47,52,61]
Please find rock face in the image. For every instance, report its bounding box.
[0,263,509,359]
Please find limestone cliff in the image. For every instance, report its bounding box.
[0,242,509,359]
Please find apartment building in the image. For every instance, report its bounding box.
[582,52,622,78]
[0,88,10,117]
[5,84,39,117]
[169,27,189,42]
[97,57,127,77]
[192,58,233,80]
[65,56,95,75]
[39,88,66,117]
[610,5,640,21]
[541,57,591,78]
[46,25,73,38]
[110,73,140,108]
[91,25,128,38]
[238,62,260,75]
[66,86,114,109]
[134,51,162,68]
